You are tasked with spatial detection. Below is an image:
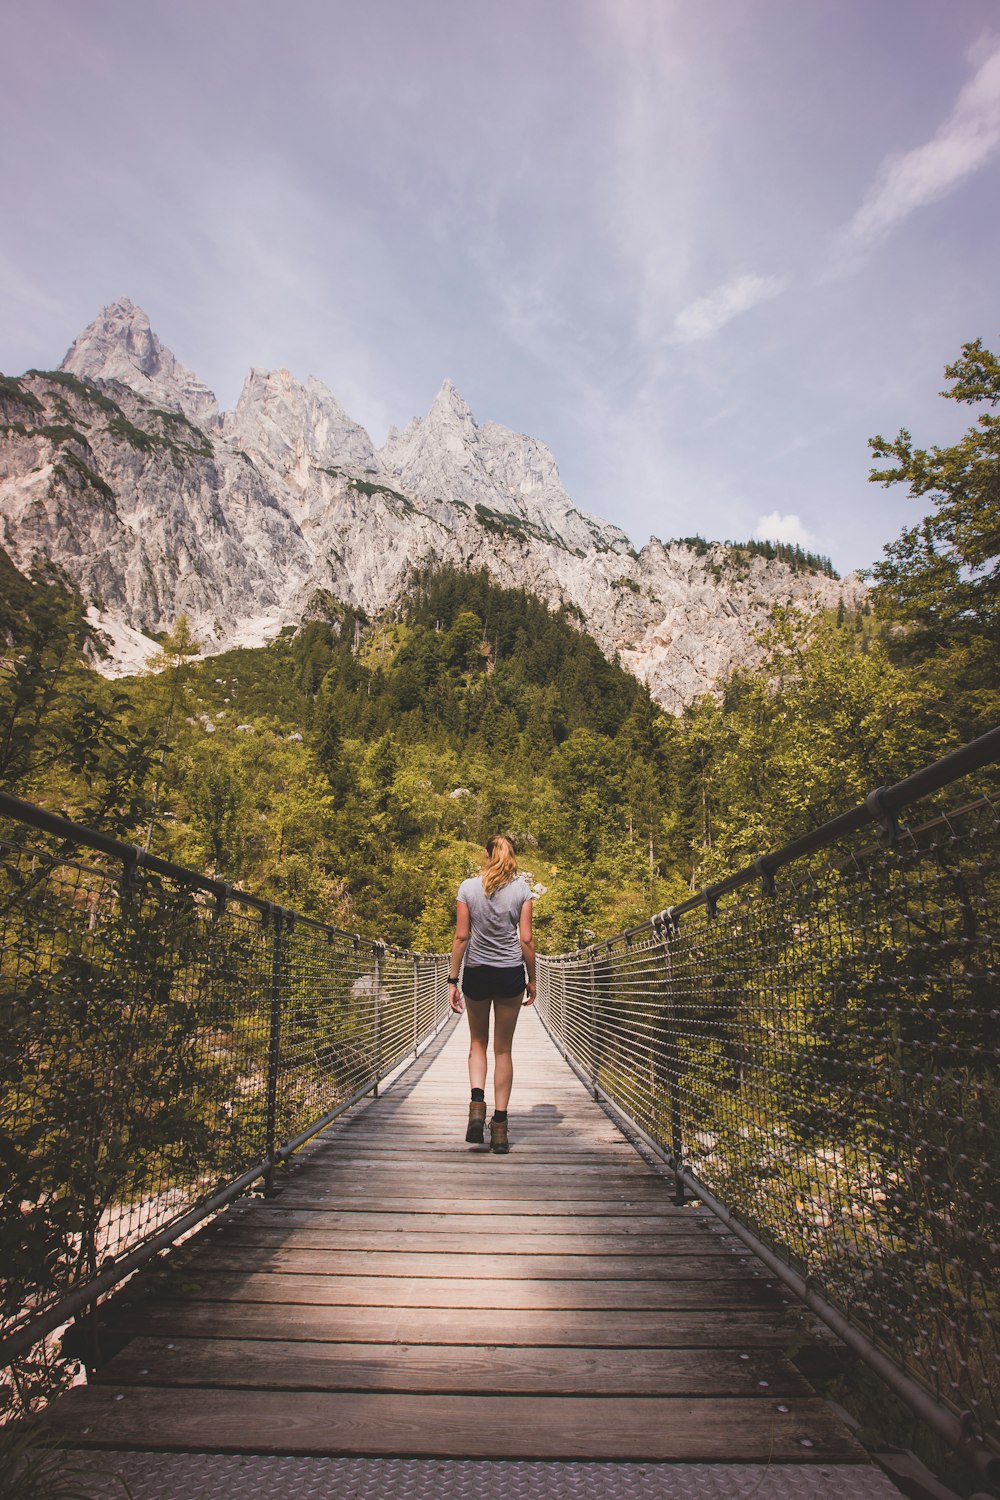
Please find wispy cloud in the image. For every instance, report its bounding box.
[589,0,714,347]
[754,511,815,548]
[832,40,1000,270]
[671,273,785,344]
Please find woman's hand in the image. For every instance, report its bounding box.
[523,979,536,1007]
[449,982,464,1014]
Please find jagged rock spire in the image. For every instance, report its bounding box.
[224,367,382,480]
[61,297,219,426]
[0,299,864,703]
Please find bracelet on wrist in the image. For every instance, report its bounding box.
[448,976,460,984]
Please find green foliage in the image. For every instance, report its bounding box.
[0,1422,114,1497]
[865,338,1000,739]
[3,346,999,1461]
[26,369,119,414]
[3,343,997,1460]
[669,337,1000,893]
[676,534,712,556]
[5,327,999,951]
[734,536,837,577]
[868,338,1000,635]
[0,424,92,449]
[148,406,214,456]
[51,451,116,506]
[350,477,417,512]
[0,548,51,645]
[678,612,943,884]
[473,502,555,547]
[0,552,687,950]
[0,855,268,1418]
[0,372,211,488]
[0,373,43,415]
[107,413,168,454]
[0,553,161,838]
[673,534,838,577]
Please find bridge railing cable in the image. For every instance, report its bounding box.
[0,791,450,1398]
[537,727,1000,1487]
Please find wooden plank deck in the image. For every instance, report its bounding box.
[43,1009,869,1464]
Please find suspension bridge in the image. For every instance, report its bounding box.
[1,729,998,1498]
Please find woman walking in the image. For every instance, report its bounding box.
[448,835,536,1153]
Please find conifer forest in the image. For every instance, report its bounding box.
[3,342,998,952]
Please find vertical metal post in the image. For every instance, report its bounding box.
[587,949,599,1099]
[372,946,382,1097]
[413,962,419,1057]
[263,908,285,1196]
[658,917,685,1206]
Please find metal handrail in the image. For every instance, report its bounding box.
[3,728,999,1478]
[0,796,451,1383]
[610,722,1000,940]
[0,789,424,957]
[538,727,1000,1487]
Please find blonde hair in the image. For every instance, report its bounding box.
[481,834,518,897]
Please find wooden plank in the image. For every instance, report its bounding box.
[44,1386,868,1462]
[334,1127,626,1137]
[234,1209,710,1233]
[305,1160,646,1170]
[277,1164,677,1188]
[36,1006,868,1474]
[97,1337,814,1397]
[293,1151,655,1170]
[145,1270,782,1309]
[322,1134,634,1148]
[373,1135,634,1147]
[309,1143,644,1157]
[110,1301,797,1348]
[315,1127,640,1138]
[315,1119,630,1135]
[186,1247,758,1281]
[284,1168,664,1187]
[275,1182,680,1206]
[263,1200,689,1212]
[203,1228,741,1255]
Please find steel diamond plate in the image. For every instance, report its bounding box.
[58,1452,905,1500]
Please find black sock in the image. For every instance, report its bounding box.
[471,1088,485,1102]
[493,1109,508,1122]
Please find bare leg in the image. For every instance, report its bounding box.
[491,995,524,1111]
[466,999,490,1091]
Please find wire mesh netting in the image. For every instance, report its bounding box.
[538,793,1000,1456]
[0,820,449,1385]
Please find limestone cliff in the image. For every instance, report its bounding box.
[0,299,863,710]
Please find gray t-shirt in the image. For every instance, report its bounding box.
[458,874,532,966]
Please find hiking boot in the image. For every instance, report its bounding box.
[489,1115,510,1154]
[466,1100,487,1144]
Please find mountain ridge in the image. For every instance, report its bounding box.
[0,299,862,711]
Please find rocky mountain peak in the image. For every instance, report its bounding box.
[428,378,475,426]
[376,381,626,555]
[60,297,219,427]
[223,366,381,481]
[1,298,865,705]
[380,379,477,478]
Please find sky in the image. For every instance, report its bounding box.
[2,0,999,576]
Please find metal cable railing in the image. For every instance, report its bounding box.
[538,727,1000,1487]
[0,791,450,1393]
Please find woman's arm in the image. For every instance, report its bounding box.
[519,899,536,1006]
[448,900,471,1013]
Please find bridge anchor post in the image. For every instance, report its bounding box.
[656,912,685,1207]
[262,906,286,1196]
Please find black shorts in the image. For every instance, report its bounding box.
[462,964,525,1002]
